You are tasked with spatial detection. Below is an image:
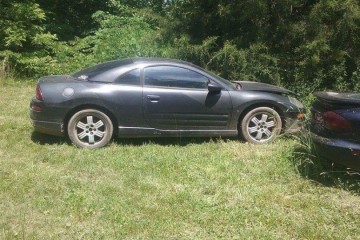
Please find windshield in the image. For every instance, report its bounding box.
[72,59,133,80]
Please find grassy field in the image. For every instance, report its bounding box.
[1,83,360,239]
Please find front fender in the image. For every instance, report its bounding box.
[229,91,302,130]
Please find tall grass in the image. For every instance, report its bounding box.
[0,58,8,86]
[0,58,19,86]
[289,123,360,194]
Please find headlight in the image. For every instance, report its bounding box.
[288,96,304,108]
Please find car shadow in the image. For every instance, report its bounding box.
[291,144,360,194]
[113,136,239,146]
[31,132,72,145]
[31,131,239,147]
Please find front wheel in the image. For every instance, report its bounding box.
[240,107,282,144]
[67,109,113,148]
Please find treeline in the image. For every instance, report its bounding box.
[1,0,360,95]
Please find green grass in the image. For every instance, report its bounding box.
[1,83,360,239]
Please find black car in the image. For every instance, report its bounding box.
[30,58,304,148]
[311,92,360,170]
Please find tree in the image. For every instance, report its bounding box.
[0,0,57,75]
[37,0,110,40]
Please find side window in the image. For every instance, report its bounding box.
[144,66,208,89]
[114,68,141,85]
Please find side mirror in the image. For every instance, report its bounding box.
[208,83,222,93]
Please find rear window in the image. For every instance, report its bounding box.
[72,59,133,80]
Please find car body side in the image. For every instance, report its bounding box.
[30,60,303,138]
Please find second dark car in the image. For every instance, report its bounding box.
[311,91,360,170]
[30,58,304,148]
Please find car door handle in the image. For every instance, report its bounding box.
[147,95,160,102]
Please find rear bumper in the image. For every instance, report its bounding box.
[30,97,66,136]
[31,119,64,136]
[311,132,360,171]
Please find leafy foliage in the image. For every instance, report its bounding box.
[1,0,360,96]
[0,0,58,76]
[207,42,281,85]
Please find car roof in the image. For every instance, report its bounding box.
[131,57,193,66]
[131,57,213,74]
[72,57,235,90]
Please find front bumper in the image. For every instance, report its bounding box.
[311,132,360,171]
[284,117,304,133]
[283,110,305,134]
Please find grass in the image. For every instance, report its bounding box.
[1,82,360,239]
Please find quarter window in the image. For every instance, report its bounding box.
[114,69,141,85]
[144,66,208,89]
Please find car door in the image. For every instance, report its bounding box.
[143,65,233,133]
[98,68,146,129]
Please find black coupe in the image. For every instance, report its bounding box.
[30,58,304,148]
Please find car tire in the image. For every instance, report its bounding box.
[67,109,113,148]
[240,107,282,144]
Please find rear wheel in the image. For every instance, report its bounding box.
[67,109,113,148]
[240,107,282,144]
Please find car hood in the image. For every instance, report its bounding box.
[234,81,295,95]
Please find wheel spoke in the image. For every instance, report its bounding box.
[94,130,104,138]
[88,135,95,144]
[78,131,87,139]
[255,131,263,140]
[251,117,260,125]
[265,121,275,128]
[248,126,258,134]
[86,116,94,125]
[264,129,272,137]
[94,120,104,128]
[261,114,268,122]
[76,121,87,130]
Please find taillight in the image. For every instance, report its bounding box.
[36,85,44,101]
[322,111,353,132]
[352,150,360,156]
[32,105,42,112]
